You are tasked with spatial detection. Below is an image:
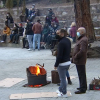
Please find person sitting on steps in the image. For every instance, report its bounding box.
[1,25,11,43]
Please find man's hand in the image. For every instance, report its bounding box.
[54,67,57,70]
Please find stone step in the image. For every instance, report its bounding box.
[0,36,23,48]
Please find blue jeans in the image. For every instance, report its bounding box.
[27,35,33,49]
[72,37,76,43]
[57,65,70,94]
[33,34,41,50]
[66,70,70,78]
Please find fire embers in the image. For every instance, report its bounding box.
[26,63,47,86]
[29,64,46,76]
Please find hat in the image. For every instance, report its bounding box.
[48,8,52,11]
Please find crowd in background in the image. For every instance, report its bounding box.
[1,4,77,51]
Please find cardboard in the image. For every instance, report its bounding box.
[10,91,72,99]
[10,94,22,99]
[0,78,25,87]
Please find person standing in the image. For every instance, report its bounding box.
[72,27,88,94]
[54,29,71,97]
[32,19,42,50]
[70,22,76,43]
[5,12,14,27]
[26,19,34,51]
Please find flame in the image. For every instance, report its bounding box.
[35,65,40,75]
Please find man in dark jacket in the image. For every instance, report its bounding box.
[26,19,34,51]
[72,27,88,94]
[55,29,71,97]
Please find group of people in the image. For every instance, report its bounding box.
[20,4,40,22]
[55,27,88,97]
[0,4,89,98]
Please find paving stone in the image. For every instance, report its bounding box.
[0,47,100,100]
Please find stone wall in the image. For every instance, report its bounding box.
[0,3,100,35]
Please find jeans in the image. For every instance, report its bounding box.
[27,35,33,49]
[33,34,41,50]
[10,33,16,42]
[72,37,76,43]
[66,71,70,78]
[57,65,70,94]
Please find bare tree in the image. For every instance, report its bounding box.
[6,0,13,13]
[74,0,95,42]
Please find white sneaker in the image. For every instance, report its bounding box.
[1,41,4,43]
[57,92,68,98]
[56,90,61,94]
[28,48,32,51]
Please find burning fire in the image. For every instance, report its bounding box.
[35,65,40,75]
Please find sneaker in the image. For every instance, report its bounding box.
[57,83,60,86]
[57,92,68,98]
[56,90,61,94]
[1,41,4,43]
[28,48,32,51]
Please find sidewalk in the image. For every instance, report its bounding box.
[0,47,100,100]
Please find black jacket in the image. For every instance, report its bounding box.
[18,27,24,36]
[55,37,71,67]
[12,27,18,34]
[26,22,33,35]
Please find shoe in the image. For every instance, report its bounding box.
[28,49,32,51]
[57,83,60,86]
[1,41,4,43]
[57,92,67,98]
[56,90,61,94]
[15,42,18,44]
[9,41,12,43]
[68,80,72,85]
[75,90,86,94]
[77,88,80,90]
[38,49,40,51]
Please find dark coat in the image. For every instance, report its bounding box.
[12,27,18,34]
[72,34,88,65]
[18,27,24,36]
[26,22,33,35]
[55,37,71,67]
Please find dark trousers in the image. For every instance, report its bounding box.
[76,65,87,91]
[10,33,16,42]
[2,34,7,42]
[22,37,29,48]
[14,34,22,43]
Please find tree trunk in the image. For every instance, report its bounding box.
[74,0,95,42]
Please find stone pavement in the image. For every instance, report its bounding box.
[0,47,100,100]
